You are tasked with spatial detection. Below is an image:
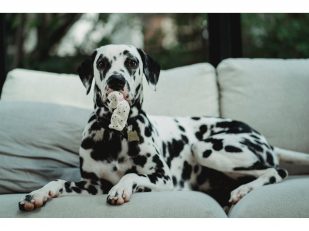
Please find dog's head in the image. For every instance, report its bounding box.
[77,44,160,108]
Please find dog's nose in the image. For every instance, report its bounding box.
[107,75,126,91]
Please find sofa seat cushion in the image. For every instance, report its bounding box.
[228,176,309,218]
[0,191,227,218]
[217,58,309,154]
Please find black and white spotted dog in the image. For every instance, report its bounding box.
[19,44,308,211]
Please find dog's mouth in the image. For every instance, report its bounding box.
[105,87,131,105]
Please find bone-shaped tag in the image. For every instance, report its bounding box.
[127,130,140,142]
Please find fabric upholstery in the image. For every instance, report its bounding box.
[229,176,309,218]
[217,58,309,154]
[0,101,89,194]
[0,191,227,218]
[143,63,219,116]
[1,68,94,109]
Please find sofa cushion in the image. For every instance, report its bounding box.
[143,63,219,116]
[217,58,309,154]
[0,69,94,110]
[228,176,309,218]
[1,63,219,116]
[0,191,227,218]
[0,101,90,194]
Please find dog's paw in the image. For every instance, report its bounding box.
[229,185,253,204]
[107,182,133,205]
[18,189,59,211]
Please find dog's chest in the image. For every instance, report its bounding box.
[81,147,134,184]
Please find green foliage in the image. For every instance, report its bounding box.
[242,14,309,58]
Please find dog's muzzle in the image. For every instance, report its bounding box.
[106,74,126,91]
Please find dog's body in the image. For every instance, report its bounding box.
[19,44,301,211]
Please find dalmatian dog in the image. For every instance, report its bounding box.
[19,44,309,212]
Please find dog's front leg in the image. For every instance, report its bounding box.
[107,154,173,205]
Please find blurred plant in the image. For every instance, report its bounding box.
[242,14,309,58]
[5,13,209,73]
[141,13,208,69]
[6,14,84,73]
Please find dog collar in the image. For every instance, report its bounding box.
[96,114,140,143]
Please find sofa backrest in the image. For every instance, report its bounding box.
[1,69,94,110]
[1,63,220,117]
[218,58,309,153]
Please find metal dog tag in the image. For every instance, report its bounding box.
[127,130,140,142]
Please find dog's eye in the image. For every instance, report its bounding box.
[125,59,138,69]
[97,59,108,69]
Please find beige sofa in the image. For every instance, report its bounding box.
[0,58,308,217]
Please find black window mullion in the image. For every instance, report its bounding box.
[208,13,242,67]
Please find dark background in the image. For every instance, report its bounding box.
[1,13,309,94]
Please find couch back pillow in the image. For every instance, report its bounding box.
[1,69,94,110]
[143,63,219,116]
[1,63,219,117]
[0,101,90,194]
[218,58,309,154]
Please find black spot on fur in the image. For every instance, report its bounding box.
[225,145,242,153]
[191,117,200,120]
[181,134,189,144]
[143,187,152,192]
[179,180,184,187]
[133,155,147,167]
[182,161,192,180]
[100,179,113,193]
[88,114,96,123]
[90,130,123,161]
[72,186,82,193]
[81,137,95,150]
[233,162,269,171]
[64,182,72,193]
[269,176,276,184]
[178,125,185,132]
[144,126,152,137]
[214,120,256,135]
[166,139,185,166]
[203,149,212,158]
[205,138,223,151]
[172,176,177,186]
[266,151,275,166]
[276,168,288,179]
[75,181,87,189]
[147,155,165,184]
[195,125,208,140]
[162,142,167,157]
[128,141,141,157]
[239,138,263,154]
[88,185,98,195]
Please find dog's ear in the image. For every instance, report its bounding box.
[77,50,97,94]
[137,48,160,90]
